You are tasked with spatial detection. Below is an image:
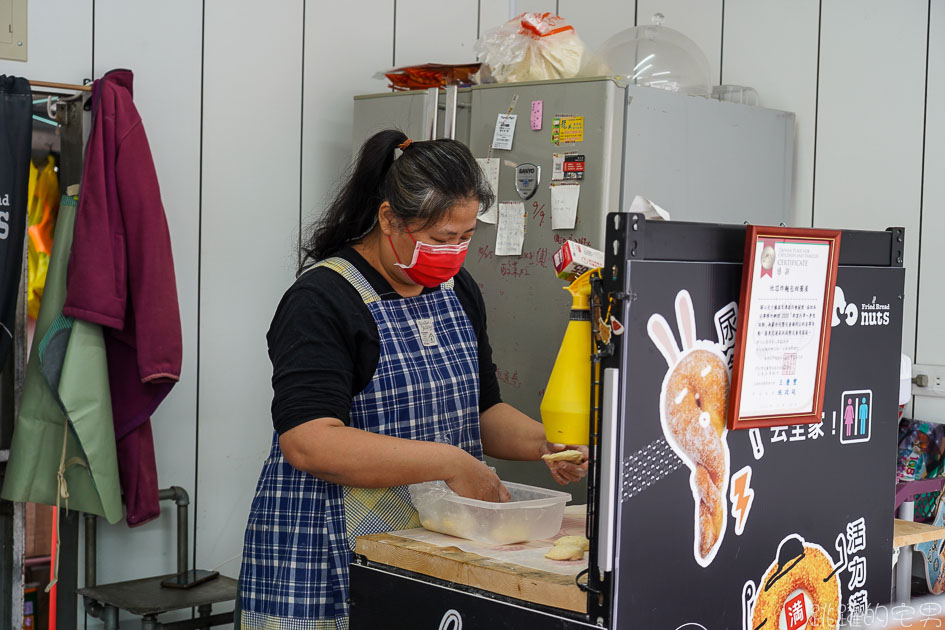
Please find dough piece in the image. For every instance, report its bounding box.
[554,535,589,551]
[541,449,584,464]
[544,544,585,561]
[490,523,531,545]
[439,517,463,538]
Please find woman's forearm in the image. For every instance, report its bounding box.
[478,402,547,461]
[280,417,468,487]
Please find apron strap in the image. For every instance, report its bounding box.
[46,417,88,592]
[300,256,455,306]
[310,257,379,305]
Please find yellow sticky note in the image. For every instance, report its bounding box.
[558,116,584,144]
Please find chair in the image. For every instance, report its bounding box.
[77,486,238,629]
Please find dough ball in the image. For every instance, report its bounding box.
[490,523,531,545]
[554,535,589,551]
[544,544,586,561]
[439,517,463,537]
[541,450,585,464]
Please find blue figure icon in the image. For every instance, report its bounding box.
[859,397,869,435]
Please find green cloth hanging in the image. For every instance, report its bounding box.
[1,195,122,524]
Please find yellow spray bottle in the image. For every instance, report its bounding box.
[539,269,597,446]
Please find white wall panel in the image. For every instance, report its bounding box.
[85,1,204,625]
[722,0,819,227]
[635,0,722,84]
[479,0,557,35]
[558,0,636,55]
[914,0,945,423]
[813,0,927,362]
[0,0,91,83]
[395,0,479,67]
[198,0,303,581]
[6,5,943,629]
[301,1,393,239]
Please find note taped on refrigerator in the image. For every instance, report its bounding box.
[492,114,517,150]
[551,183,580,230]
[476,158,500,224]
[496,201,526,255]
[530,100,543,130]
[552,153,585,181]
[552,115,583,145]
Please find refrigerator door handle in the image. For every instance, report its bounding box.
[443,85,458,140]
[422,87,439,141]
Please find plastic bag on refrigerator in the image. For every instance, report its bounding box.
[475,13,586,83]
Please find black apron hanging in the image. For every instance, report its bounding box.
[0,75,32,366]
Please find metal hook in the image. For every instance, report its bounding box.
[46,96,58,120]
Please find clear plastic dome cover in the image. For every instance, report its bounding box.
[582,14,712,96]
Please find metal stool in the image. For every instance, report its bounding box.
[77,487,237,629]
[78,573,237,629]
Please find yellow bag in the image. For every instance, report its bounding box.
[27,155,59,319]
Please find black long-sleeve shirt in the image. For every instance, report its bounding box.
[267,246,502,435]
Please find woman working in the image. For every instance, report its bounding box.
[239,130,587,629]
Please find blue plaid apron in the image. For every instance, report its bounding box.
[240,257,483,629]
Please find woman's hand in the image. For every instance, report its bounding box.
[445,452,511,502]
[540,442,589,485]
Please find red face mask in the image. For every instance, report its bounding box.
[388,229,469,288]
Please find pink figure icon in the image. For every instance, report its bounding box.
[844,398,855,436]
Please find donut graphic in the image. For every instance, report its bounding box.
[747,534,842,630]
[648,290,732,567]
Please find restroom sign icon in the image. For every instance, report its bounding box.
[840,390,872,444]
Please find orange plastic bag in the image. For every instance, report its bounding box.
[381,63,481,91]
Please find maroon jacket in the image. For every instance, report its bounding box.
[63,69,182,526]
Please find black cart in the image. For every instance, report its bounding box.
[350,216,905,629]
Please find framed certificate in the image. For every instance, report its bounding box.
[728,226,842,430]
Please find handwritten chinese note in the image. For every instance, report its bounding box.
[530,100,543,130]
[496,202,526,256]
[551,184,580,230]
[475,158,500,224]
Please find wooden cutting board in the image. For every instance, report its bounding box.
[355,532,587,613]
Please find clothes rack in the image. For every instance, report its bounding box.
[28,80,91,93]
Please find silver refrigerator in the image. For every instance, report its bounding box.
[353,77,795,490]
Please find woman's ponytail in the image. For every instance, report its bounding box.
[300,129,494,274]
[300,130,407,270]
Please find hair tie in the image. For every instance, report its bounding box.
[398,138,413,151]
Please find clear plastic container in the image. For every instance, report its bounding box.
[581,13,712,97]
[409,480,571,545]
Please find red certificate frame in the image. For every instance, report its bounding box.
[728,226,842,430]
